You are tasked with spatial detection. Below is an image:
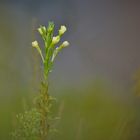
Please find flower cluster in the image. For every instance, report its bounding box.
[32,22,69,80]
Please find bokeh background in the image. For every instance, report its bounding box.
[0,0,140,140]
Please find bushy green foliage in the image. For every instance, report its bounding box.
[12,22,69,140]
[12,108,41,140]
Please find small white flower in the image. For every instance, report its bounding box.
[32,41,39,48]
[42,26,46,31]
[59,25,67,36]
[32,40,44,62]
[61,41,69,48]
[38,27,43,35]
[52,36,60,44]
[38,26,46,35]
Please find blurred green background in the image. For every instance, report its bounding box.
[0,0,140,140]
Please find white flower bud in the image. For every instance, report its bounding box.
[59,25,67,36]
[52,36,60,44]
[38,26,46,35]
[61,41,69,48]
[32,40,44,62]
[42,26,46,32]
[38,27,43,35]
[32,41,39,48]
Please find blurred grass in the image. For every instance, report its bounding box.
[51,82,137,140]
[0,79,139,140]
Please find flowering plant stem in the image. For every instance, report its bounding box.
[33,22,69,140]
[12,21,69,140]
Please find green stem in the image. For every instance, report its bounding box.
[37,82,50,140]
